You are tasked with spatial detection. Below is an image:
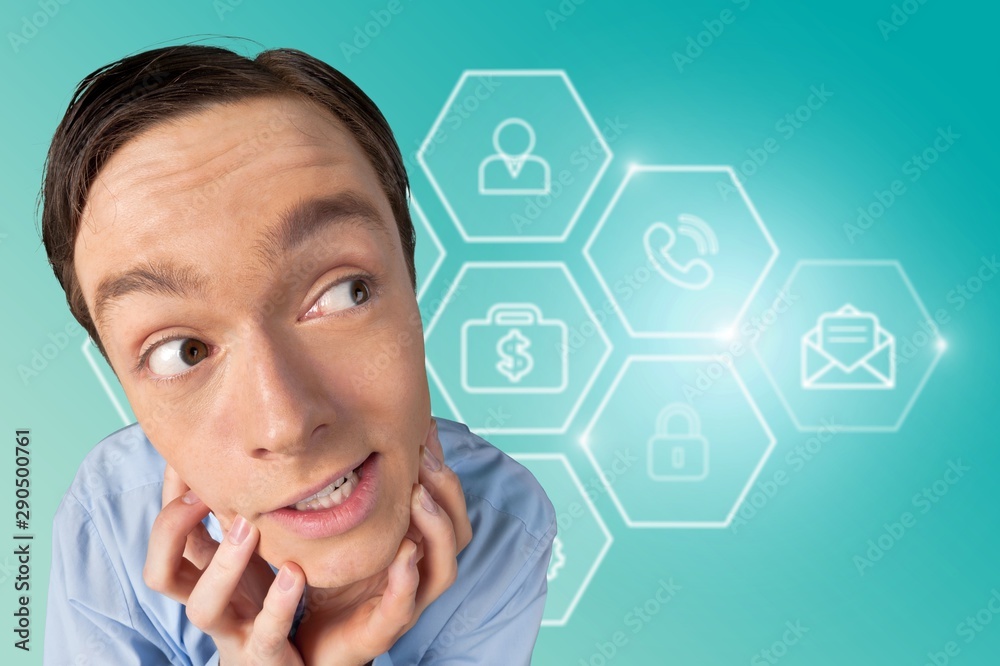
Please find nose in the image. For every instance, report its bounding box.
[230,327,328,459]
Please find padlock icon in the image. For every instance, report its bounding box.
[647,403,710,482]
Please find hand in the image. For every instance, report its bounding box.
[293,418,473,664]
[143,465,307,665]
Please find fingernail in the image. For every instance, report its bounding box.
[418,484,438,514]
[277,565,295,591]
[408,544,418,569]
[181,490,201,504]
[422,445,442,472]
[229,515,250,545]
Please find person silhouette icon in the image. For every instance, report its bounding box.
[478,118,551,195]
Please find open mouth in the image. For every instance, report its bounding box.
[287,461,365,511]
[265,452,380,539]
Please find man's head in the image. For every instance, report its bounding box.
[40,45,430,587]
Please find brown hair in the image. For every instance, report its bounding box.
[39,44,415,364]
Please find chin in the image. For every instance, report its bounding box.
[300,531,401,588]
[257,498,410,589]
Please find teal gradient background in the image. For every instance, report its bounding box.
[1,1,997,664]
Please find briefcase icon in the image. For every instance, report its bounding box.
[801,304,895,390]
[461,303,568,394]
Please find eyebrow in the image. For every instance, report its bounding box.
[93,192,389,332]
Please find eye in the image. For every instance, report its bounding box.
[306,277,372,318]
[147,338,209,377]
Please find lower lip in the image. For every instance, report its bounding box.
[264,453,380,539]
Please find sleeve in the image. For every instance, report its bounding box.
[419,519,557,666]
[43,494,213,665]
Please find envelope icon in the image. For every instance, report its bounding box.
[801,304,895,390]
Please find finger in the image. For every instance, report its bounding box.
[425,418,445,466]
[183,521,221,571]
[162,464,189,508]
[418,441,472,553]
[408,483,458,611]
[143,492,212,603]
[247,562,306,660]
[184,515,262,633]
[366,537,419,644]
[162,464,217,569]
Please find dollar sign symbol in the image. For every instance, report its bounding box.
[496,328,534,383]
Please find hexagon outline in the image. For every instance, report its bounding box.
[423,260,613,435]
[411,196,446,302]
[751,259,944,433]
[82,336,131,426]
[582,164,779,339]
[580,354,777,529]
[417,69,613,243]
[512,452,613,627]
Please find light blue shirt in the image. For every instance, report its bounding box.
[44,417,556,665]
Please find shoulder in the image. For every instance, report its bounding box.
[436,416,555,546]
[48,423,216,663]
[386,418,556,659]
[385,418,556,661]
[61,421,165,513]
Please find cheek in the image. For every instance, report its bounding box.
[138,412,241,520]
[355,314,428,481]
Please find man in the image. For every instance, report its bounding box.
[40,44,556,665]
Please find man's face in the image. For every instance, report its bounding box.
[74,96,430,587]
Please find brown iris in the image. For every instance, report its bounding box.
[179,339,208,366]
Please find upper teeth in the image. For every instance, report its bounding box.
[291,466,361,511]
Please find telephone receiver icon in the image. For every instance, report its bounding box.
[642,214,719,291]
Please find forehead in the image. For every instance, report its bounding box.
[79,95,376,228]
[73,95,393,314]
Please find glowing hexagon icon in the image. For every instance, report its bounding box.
[512,453,612,626]
[83,336,133,427]
[582,355,776,528]
[418,70,613,242]
[584,165,778,338]
[423,262,612,434]
[752,260,944,432]
[411,196,445,303]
